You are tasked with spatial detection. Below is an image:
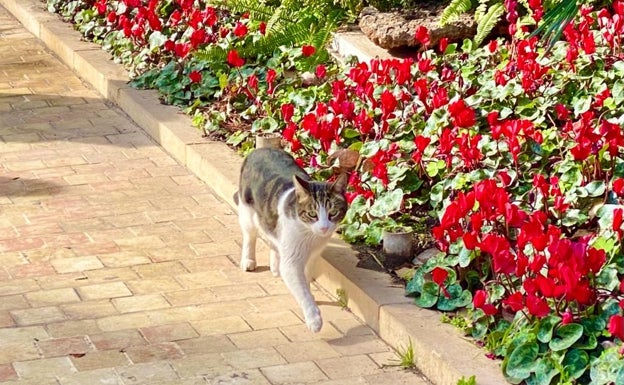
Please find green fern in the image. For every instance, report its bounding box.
[474,2,505,46]
[474,0,489,22]
[440,0,474,26]
[198,0,345,69]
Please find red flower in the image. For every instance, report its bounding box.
[414,25,430,46]
[503,292,525,312]
[106,11,117,23]
[473,290,497,315]
[233,22,248,38]
[613,178,624,196]
[448,99,476,128]
[438,37,449,53]
[614,208,623,233]
[488,39,498,53]
[315,64,327,79]
[266,68,277,94]
[281,103,295,122]
[526,294,550,318]
[608,315,624,340]
[380,90,397,117]
[259,21,267,35]
[188,70,202,83]
[431,267,448,286]
[301,45,316,57]
[561,311,574,325]
[227,50,245,67]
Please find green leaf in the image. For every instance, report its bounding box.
[549,323,584,351]
[414,282,439,308]
[437,284,472,311]
[585,180,606,197]
[563,349,589,379]
[369,189,404,218]
[528,357,559,385]
[537,315,561,343]
[505,341,539,379]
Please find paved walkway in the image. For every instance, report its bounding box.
[0,6,431,385]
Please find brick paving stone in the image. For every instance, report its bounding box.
[275,340,340,363]
[124,342,184,364]
[316,354,382,380]
[0,5,433,385]
[89,329,147,351]
[139,322,199,343]
[221,347,287,370]
[70,350,131,371]
[116,361,179,384]
[261,361,328,384]
[112,293,171,313]
[13,356,77,379]
[228,329,290,350]
[191,315,252,336]
[38,335,93,358]
[0,363,18,381]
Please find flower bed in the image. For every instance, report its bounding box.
[44,0,624,383]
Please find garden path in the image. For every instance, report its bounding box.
[0,5,431,385]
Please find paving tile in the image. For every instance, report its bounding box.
[13,356,77,379]
[0,342,41,364]
[316,354,381,379]
[176,335,238,355]
[261,361,328,384]
[124,342,184,364]
[326,334,392,356]
[25,287,81,306]
[170,354,229,378]
[38,336,93,358]
[11,305,67,326]
[191,316,252,336]
[76,281,132,300]
[58,368,124,385]
[228,329,290,350]
[203,368,272,385]
[243,310,302,330]
[364,368,432,385]
[139,322,198,343]
[116,361,179,385]
[47,319,102,338]
[70,350,130,371]
[0,363,18,382]
[89,329,147,350]
[112,294,171,313]
[51,256,104,273]
[275,340,340,363]
[222,347,287,370]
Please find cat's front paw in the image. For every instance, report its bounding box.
[305,311,323,333]
[240,259,256,272]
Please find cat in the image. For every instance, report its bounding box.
[233,148,348,333]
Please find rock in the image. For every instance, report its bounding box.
[412,247,441,265]
[358,5,477,50]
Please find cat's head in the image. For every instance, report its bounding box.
[292,173,348,236]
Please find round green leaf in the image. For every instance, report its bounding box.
[537,315,562,343]
[529,357,558,385]
[562,349,589,379]
[549,323,584,351]
[585,181,606,197]
[505,341,539,379]
[414,282,439,308]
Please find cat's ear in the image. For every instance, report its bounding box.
[293,175,311,201]
[330,173,348,194]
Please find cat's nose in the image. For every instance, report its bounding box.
[318,226,330,234]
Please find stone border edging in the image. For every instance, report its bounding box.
[0,1,508,383]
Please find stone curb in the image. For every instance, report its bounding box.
[0,1,508,384]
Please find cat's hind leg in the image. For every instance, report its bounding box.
[237,200,258,271]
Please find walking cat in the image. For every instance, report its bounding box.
[234,148,348,332]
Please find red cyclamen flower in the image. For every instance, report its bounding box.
[189,70,202,83]
[608,315,624,340]
[302,45,316,57]
[414,25,430,46]
[227,50,245,67]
